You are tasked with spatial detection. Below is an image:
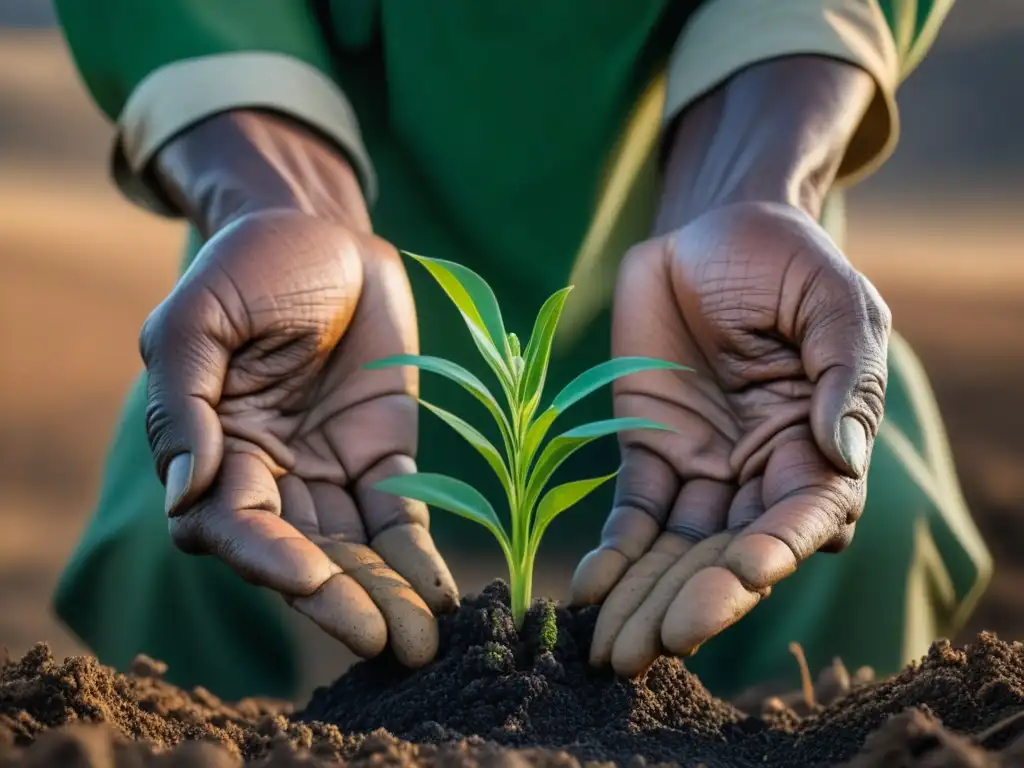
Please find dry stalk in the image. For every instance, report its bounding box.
[788,641,817,710]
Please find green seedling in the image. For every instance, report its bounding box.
[367,253,687,628]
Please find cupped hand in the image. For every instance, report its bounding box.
[570,201,891,677]
[140,209,458,668]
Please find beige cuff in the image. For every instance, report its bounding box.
[111,52,377,216]
[665,0,900,185]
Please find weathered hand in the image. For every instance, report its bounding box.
[140,209,458,668]
[570,201,891,676]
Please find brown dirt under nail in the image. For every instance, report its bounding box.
[3,580,1024,767]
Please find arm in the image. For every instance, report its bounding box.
[152,110,371,239]
[657,0,956,224]
[655,56,875,234]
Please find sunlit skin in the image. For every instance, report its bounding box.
[571,57,891,674]
[142,55,891,673]
[146,115,457,668]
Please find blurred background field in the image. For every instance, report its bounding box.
[1,1,1022,694]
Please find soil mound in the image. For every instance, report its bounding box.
[2,581,1024,766]
[300,581,747,764]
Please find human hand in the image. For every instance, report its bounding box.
[570,201,891,676]
[140,209,458,668]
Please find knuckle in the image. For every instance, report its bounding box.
[845,481,868,524]
[367,235,402,264]
[872,295,893,335]
[138,301,174,364]
[854,370,887,427]
[619,239,668,283]
[818,481,858,528]
[821,524,857,554]
[666,521,712,543]
[138,313,157,362]
[612,489,669,527]
[139,300,197,372]
[859,275,893,332]
[143,401,174,470]
[599,508,661,561]
[376,498,429,531]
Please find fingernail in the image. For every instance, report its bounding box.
[164,453,194,517]
[839,417,867,477]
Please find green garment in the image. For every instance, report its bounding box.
[53,0,990,701]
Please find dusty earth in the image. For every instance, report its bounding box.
[4,582,1024,767]
[1,13,1024,768]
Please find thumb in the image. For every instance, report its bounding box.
[803,272,892,478]
[139,292,231,517]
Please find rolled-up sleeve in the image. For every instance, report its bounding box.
[54,0,377,214]
[663,0,953,185]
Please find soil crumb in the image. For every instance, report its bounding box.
[3,581,1024,767]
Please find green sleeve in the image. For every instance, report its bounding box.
[53,0,336,121]
[878,0,955,79]
[53,1,377,210]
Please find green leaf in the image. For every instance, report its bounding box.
[374,473,511,558]
[523,416,673,514]
[529,472,617,553]
[549,357,690,414]
[520,286,573,411]
[364,354,512,447]
[419,399,511,494]
[404,252,511,362]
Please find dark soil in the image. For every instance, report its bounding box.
[4,581,1024,767]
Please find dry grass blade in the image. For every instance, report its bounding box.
[788,641,816,710]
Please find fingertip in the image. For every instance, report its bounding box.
[606,533,724,677]
[570,548,630,607]
[589,605,621,667]
[722,533,797,591]
[371,524,460,614]
[610,635,659,680]
[324,539,440,669]
[590,544,682,670]
[820,522,857,553]
[609,587,673,678]
[383,590,439,669]
[291,573,388,659]
[661,567,761,655]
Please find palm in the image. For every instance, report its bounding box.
[142,210,457,667]
[211,238,421,546]
[573,202,890,676]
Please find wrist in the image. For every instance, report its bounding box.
[654,56,874,235]
[153,110,371,238]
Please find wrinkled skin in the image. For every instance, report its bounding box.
[141,209,458,668]
[571,201,892,677]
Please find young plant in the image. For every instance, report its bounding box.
[367,253,687,628]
